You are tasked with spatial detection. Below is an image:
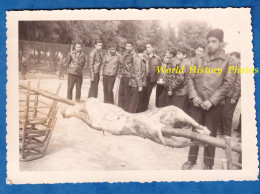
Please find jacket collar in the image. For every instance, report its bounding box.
[72,50,83,57]
[124,49,136,56]
[202,49,227,61]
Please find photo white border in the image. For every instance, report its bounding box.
[6,8,258,184]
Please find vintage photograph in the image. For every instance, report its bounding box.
[6,8,258,183]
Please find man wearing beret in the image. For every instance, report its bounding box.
[182,29,236,170]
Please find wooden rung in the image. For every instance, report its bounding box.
[27,129,48,133]
[26,106,52,109]
[26,134,47,138]
[19,99,35,102]
[25,142,45,149]
[37,110,48,115]
[38,100,50,106]
[19,109,34,112]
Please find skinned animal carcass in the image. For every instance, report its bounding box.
[61,98,210,147]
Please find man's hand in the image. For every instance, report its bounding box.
[100,75,103,81]
[138,87,142,92]
[90,77,95,82]
[192,97,202,107]
[231,99,237,104]
[201,100,213,110]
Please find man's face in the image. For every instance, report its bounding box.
[21,57,26,63]
[165,51,173,58]
[146,44,154,54]
[207,37,221,54]
[195,47,204,57]
[95,43,103,50]
[75,44,82,52]
[109,47,116,55]
[125,43,133,53]
[164,56,170,63]
[176,52,186,61]
[231,55,240,64]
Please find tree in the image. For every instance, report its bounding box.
[176,20,211,56]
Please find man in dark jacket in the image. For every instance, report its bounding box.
[141,42,162,110]
[222,52,241,137]
[167,46,192,114]
[128,44,147,113]
[88,40,103,98]
[66,42,86,102]
[101,43,122,104]
[118,40,136,111]
[182,29,236,170]
[158,48,178,107]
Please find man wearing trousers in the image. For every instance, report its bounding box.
[101,43,122,104]
[182,29,236,170]
[222,52,241,137]
[66,42,86,102]
[140,42,161,111]
[88,40,103,98]
[128,44,147,113]
[168,46,192,114]
[118,40,136,111]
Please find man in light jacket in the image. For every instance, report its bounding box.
[182,29,236,170]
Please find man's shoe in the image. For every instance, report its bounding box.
[182,161,196,170]
[203,165,213,170]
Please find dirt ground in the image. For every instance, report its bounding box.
[19,72,241,171]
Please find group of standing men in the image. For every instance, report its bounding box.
[64,28,241,170]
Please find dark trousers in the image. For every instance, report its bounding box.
[188,103,224,167]
[103,75,116,104]
[140,76,156,111]
[158,87,173,107]
[137,88,147,112]
[118,77,131,111]
[128,87,141,113]
[222,97,238,136]
[172,95,190,114]
[156,84,165,108]
[158,87,167,107]
[88,73,100,98]
[237,114,241,135]
[67,73,83,101]
[59,66,66,78]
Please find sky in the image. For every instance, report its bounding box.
[160,8,243,53]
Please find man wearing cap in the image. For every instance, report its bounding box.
[66,41,86,102]
[182,29,236,170]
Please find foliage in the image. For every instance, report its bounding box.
[19,20,211,58]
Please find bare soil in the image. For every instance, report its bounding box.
[20,73,241,171]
